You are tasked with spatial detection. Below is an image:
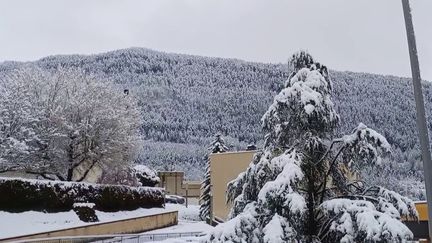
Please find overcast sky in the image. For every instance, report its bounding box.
[0,0,431,80]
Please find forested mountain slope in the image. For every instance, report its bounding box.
[0,48,429,198]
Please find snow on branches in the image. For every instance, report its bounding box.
[341,123,391,167]
[262,59,339,149]
[203,51,417,243]
[320,198,414,242]
[0,67,143,182]
[201,203,261,243]
[257,150,306,216]
[263,213,297,243]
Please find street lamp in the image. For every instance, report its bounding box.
[401,0,432,239]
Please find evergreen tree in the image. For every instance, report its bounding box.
[202,52,418,242]
[199,134,229,221]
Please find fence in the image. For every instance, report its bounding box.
[9,232,205,243]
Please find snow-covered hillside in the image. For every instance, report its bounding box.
[0,48,429,199]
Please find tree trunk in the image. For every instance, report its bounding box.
[305,164,318,239]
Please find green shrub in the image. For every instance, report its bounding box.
[0,177,164,213]
[73,203,99,222]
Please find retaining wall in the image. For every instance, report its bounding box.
[1,210,178,242]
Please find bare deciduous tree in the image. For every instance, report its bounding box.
[0,67,143,181]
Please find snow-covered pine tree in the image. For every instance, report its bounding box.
[200,134,229,221]
[202,52,418,243]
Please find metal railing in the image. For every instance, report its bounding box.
[98,232,204,242]
[12,232,205,243]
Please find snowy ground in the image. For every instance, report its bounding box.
[0,207,175,239]
[147,204,212,235]
[0,203,212,242]
[139,204,212,243]
[104,204,211,243]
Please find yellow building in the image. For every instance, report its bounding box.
[405,201,429,241]
[157,171,201,198]
[209,150,255,221]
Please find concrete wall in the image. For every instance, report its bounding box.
[72,161,103,183]
[210,151,255,221]
[0,162,102,183]
[157,171,201,198]
[1,211,178,242]
[0,171,39,179]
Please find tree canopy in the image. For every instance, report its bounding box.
[0,67,142,181]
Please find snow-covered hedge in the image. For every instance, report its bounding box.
[0,177,164,213]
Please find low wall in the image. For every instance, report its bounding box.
[1,211,178,242]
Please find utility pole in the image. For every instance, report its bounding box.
[401,0,432,239]
[185,182,189,208]
[209,185,214,225]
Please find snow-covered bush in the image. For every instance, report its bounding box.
[0,177,164,213]
[73,203,98,222]
[202,52,418,243]
[98,164,160,187]
[134,164,160,187]
[199,135,229,221]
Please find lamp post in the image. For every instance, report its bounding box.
[401,0,432,238]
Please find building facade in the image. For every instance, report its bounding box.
[157,171,201,198]
[209,150,255,221]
